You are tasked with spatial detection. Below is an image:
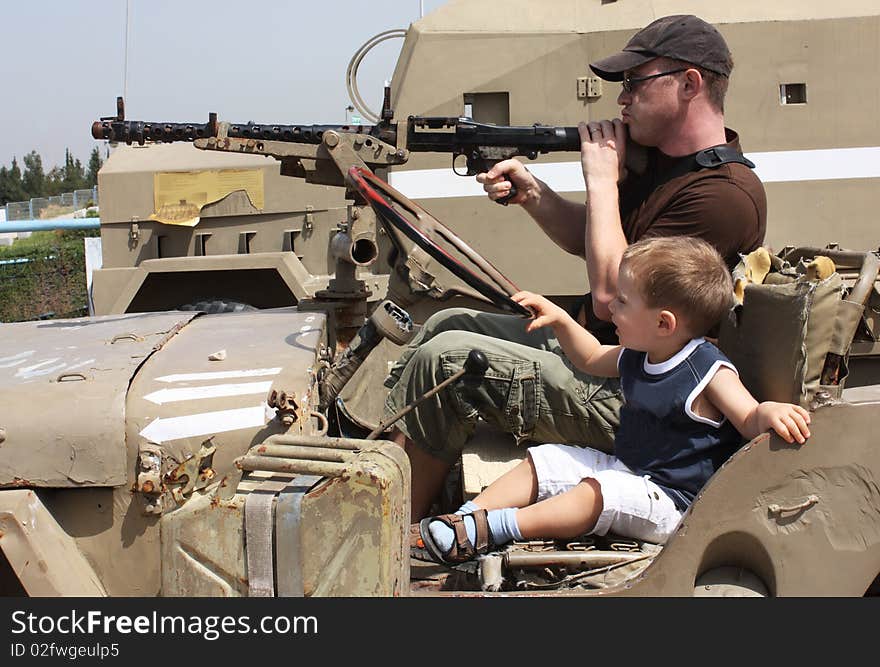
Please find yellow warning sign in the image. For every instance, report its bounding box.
[151,169,265,226]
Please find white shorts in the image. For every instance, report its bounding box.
[527,443,684,544]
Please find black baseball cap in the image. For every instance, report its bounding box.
[590,15,731,81]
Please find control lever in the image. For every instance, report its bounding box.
[365,349,489,440]
[319,300,415,410]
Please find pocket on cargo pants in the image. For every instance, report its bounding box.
[449,354,540,446]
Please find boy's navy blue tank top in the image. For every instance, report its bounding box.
[615,338,744,511]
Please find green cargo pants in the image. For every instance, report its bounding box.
[384,307,623,464]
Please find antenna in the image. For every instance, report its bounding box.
[123,0,131,103]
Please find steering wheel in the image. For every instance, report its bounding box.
[347,166,531,317]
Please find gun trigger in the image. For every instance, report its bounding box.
[496,182,517,206]
[452,154,469,176]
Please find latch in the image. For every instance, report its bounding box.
[166,443,217,504]
[137,442,217,514]
[137,444,163,515]
[129,216,140,245]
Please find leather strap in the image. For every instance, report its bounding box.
[695,145,756,169]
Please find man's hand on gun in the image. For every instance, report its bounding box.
[476,159,540,207]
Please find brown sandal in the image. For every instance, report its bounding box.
[418,509,494,565]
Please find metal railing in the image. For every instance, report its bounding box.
[3,187,98,222]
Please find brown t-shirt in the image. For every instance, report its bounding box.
[584,128,767,343]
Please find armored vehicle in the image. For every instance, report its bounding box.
[2,1,880,596]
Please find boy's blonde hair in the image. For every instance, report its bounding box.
[619,236,734,336]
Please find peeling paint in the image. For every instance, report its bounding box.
[0,350,35,368]
[9,356,97,381]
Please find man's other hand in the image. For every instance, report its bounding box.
[579,118,628,185]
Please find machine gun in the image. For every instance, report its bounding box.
[91,96,583,202]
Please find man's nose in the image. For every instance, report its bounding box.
[617,88,630,106]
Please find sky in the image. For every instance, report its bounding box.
[0,0,449,170]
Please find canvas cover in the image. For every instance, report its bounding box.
[719,250,869,407]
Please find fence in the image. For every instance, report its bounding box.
[3,187,98,221]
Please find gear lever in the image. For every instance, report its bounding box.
[365,349,489,440]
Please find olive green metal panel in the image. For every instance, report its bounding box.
[300,442,410,596]
[125,308,325,478]
[0,311,198,488]
[160,488,248,597]
[159,441,409,597]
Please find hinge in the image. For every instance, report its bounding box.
[577,76,602,99]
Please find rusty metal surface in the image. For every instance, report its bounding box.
[300,441,410,596]
[125,307,326,514]
[160,439,408,598]
[160,487,249,597]
[0,311,198,488]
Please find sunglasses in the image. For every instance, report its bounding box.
[621,68,688,93]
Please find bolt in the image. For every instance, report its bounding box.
[0,427,5,444]
[324,131,340,148]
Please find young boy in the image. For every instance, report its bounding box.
[418,236,811,565]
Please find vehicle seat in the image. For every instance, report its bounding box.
[460,421,524,500]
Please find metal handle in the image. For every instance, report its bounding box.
[56,373,86,382]
[768,494,819,515]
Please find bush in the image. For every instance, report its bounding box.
[0,232,95,322]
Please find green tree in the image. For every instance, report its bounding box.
[22,151,45,198]
[86,147,103,187]
[1,157,27,204]
[0,166,9,205]
[45,165,65,196]
[62,149,87,191]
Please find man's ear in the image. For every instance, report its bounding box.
[658,309,678,336]
[680,68,702,101]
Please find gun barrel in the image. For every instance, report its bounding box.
[92,118,383,146]
[90,119,217,145]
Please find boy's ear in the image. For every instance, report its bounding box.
[658,309,677,336]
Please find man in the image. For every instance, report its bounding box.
[384,14,767,520]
